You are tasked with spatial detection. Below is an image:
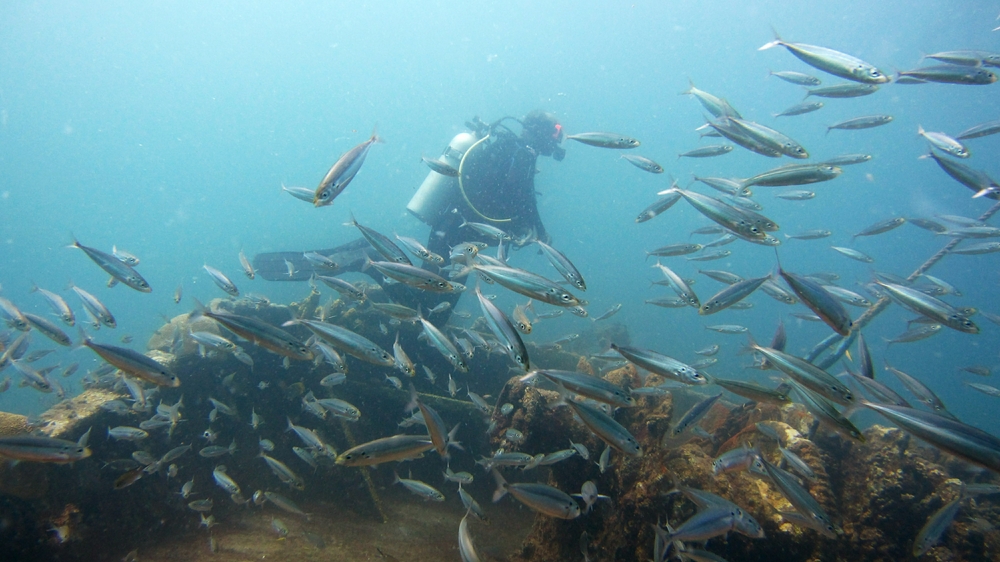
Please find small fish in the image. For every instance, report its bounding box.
[913,494,965,557]
[335,434,435,467]
[679,145,733,159]
[696,344,720,356]
[313,128,381,207]
[173,284,183,304]
[805,83,879,98]
[705,324,748,334]
[188,499,213,512]
[830,246,874,263]
[821,153,872,166]
[81,334,179,387]
[620,154,663,173]
[826,115,893,133]
[492,470,581,519]
[114,467,145,490]
[29,283,75,326]
[769,70,822,86]
[956,119,1000,140]
[271,517,289,538]
[918,125,970,158]
[967,383,1000,397]
[776,190,815,200]
[774,101,824,117]
[203,264,239,296]
[960,365,991,377]
[565,132,640,149]
[421,155,459,177]
[592,303,622,321]
[69,237,151,293]
[238,250,255,279]
[597,445,611,473]
[71,285,116,328]
[394,473,445,501]
[785,229,832,240]
[111,246,141,266]
[0,435,91,463]
[636,191,682,223]
[899,64,997,85]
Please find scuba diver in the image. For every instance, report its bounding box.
[252,110,566,323]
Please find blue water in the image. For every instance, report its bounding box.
[1,0,998,438]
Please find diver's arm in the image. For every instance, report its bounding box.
[521,187,550,245]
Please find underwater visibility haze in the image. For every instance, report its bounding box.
[1,1,1000,561]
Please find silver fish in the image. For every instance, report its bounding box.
[458,512,482,562]
[367,260,455,292]
[874,279,978,333]
[523,369,634,408]
[394,234,445,265]
[789,380,864,441]
[394,473,445,501]
[747,339,854,405]
[778,264,852,336]
[335,434,434,467]
[898,64,997,85]
[821,154,872,166]
[421,155,459,177]
[196,304,312,360]
[313,129,381,207]
[202,264,239,296]
[476,286,528,371]
[70,285,116,328]
[29,284,74,326]
[669,393,723,437]
[769,70,821,85]
[805,83,879,98]
[774,101,824,117]
[679,145,734,159]
[23,313,71,346]
[81,335,179,387]
[621,154,664,173]
[611,344,708,385]
[918,125,970,158]
[492,470,581,518]
[652,261,700,308]
[565,132,639,149]
[827,115,893,133]
[472,264,581,309]
[69,237,151,293]
[863,401,1000,473]
[913,494,964,557]
[563,398,642,457]
[761,33,889,82]
[699,275,770,315]
[535,240,586,291]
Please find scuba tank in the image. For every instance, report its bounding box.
[406,132,478,225]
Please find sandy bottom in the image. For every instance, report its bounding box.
[134,490,533,562]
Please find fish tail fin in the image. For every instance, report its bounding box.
[491,469,508,502]
[740,332,760,356]
[759,26,782,50]
[678,77,694,96]
[72,327,90,352]
[370,124,382,144]
[66,233,82,250]
[188,297,209,321]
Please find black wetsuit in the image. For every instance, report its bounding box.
[252,123,548,325]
